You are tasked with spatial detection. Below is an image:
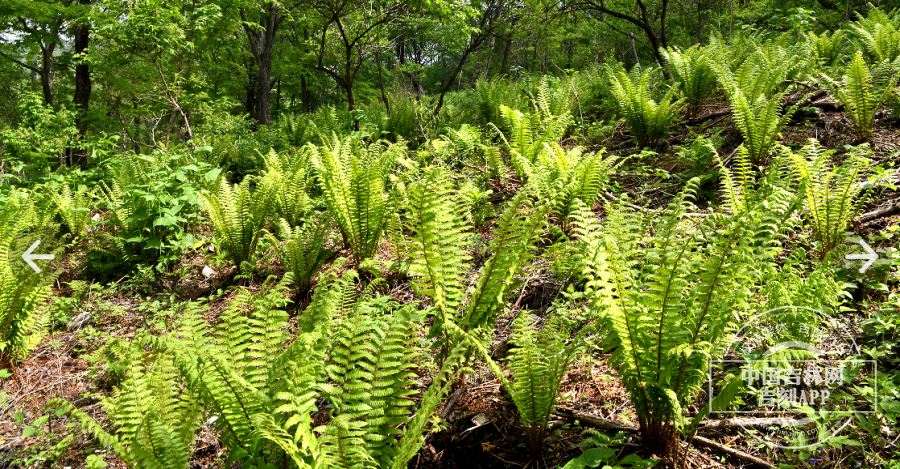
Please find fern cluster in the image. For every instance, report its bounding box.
[605,65,683,148]
[849,7,900,63]
[54,274,466,468]
[268,218,332,293]
[0,193,56,365]
[51,339,201,468]
[820,51,900,142]
[494,104,572,181]
[310,135,402,263]
[661,45,718,117]
[569,172,795,456]
[714,51,802,165]
[786,139,870,258]
[404,170,546,340]
[260,148,313,227]
[507,315,580,452]
[49,184,93,238]
[522,145,622,228]
[200,177,274,273]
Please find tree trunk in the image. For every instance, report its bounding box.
[255,43,274,125]
[40,43,55,106]
[242,3,282,127]
[245,67,256,116]
[73,0,91,135]
[301,73,310,113]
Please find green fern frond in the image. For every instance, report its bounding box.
[200,177,274,273]
[786,139,870,258]
[661,45,718,117]
[0,194,56,365]
[820,51,900,142]
[268,217,332,293]
[605,64,683,147]
[310,136,401,262]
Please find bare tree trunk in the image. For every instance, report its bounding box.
[241,3,282,126]
[40,44,55,106]
[73,0,91,130]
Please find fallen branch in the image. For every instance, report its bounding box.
[556,408,777,468]
[857,199,900,223]
[698,417,806,430]
[679,109,731,126]
[601,191,709,218]
[554,407,639,432]
[690,435,776,469]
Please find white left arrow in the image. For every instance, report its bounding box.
[22,240,54,273]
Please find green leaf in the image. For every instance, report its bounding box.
[204,168,222,181]
[579,447,616,467]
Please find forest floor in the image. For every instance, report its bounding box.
[2,96,899,469]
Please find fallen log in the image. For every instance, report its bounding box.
[555,408,777,469]
[857,200,900,223]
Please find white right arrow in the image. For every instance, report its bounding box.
[845,239,878,273]
[21,239,55,273]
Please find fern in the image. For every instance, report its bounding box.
[605,64,683,148]
[714,51,801,165]
[310,135,402,262]
[493,104,572,181]
[820,51,900,142]
[571,177,795,456]
[661,45,718,117]
[50,184,93,238]
[849,7,900,63]
[50,340,201,468]
[404,179,546,351]
[0,194,55,365]
[508,315,580,452]
[268,218,332,294]
[200,177,274,273]
[405,169,472,321]
[805,30,845,66]
[259,148,313,227]
[786,139,870,258]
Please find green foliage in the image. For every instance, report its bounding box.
[494,85,573,180]
[786,139,870,258]
[849,7,900,63]
[605,65,682,148]
[661,45,718,117]
[820,52,900,142]
[570,176,794,455]
[805,30,846,66]
[50,183,94,238]
[143,274,463,468]
[404,175,546,339]
[268,218,332,293]
[97,150,215,269]
[524,146,622,227]
[0,92,78,176]
[507,315,579,451]
[310,135,402,263]
[0,193,55,365]
[714,51,801,165]
[474,77,524,126]
[49,339,201,468]
[259,148,313,227]
[201,177,274,273]
[382,92,423,143]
